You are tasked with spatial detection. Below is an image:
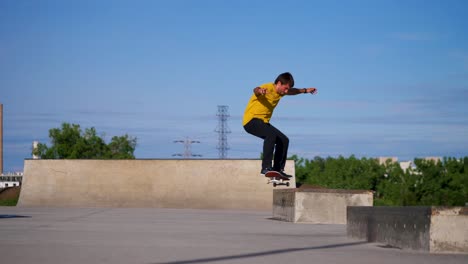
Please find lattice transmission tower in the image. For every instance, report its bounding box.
[215,105,231,159]
[173,137,202,158]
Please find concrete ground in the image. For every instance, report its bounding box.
[0,207,466,264]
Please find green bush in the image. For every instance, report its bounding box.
[0,198,18,206]
[291,155,468,206]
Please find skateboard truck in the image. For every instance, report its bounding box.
[267,177,290,187]
[264,171,291,187]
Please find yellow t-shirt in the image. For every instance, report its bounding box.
[242,82,284,126]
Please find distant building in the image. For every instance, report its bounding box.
[399,161,412,171]
[377,157,398,165]
[377,156,442,174]
[0,172,23,188]
[0,180,20,188]
[421,156,441,163]
[32,141,40,159]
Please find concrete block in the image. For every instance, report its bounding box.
[273,188,373,224]
[18,159,295,210]
[347,206,468,253]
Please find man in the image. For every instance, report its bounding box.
[243,72,317,177]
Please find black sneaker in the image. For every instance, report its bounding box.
[260,167,274,175]
[278,170,293,179]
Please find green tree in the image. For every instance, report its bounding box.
[292,154,467,206]
[33,123,137,159]
[374,159,416,206]
[108,135,138,159]
[441,157,467,206]
[412,158,467,206]
[292,155,383,191]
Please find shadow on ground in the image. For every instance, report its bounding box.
[153,241,368,264]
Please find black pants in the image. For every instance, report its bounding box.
[243,118,289,171]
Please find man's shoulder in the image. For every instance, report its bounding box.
[259,82,275,90]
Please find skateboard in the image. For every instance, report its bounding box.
[265,171,290,187]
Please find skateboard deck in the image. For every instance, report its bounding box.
[265,171,290,187]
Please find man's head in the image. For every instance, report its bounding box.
[274,72,294,95]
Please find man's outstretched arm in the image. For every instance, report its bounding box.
[287,88,317,95]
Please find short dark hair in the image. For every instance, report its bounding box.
[274,72,294,87]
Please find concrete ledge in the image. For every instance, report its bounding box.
[273,188,373,224]
[347,206,468,253]
[18,159,295,210]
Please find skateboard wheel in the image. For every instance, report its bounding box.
[286,182,290,187]
[273,183,277,187]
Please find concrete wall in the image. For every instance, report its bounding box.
[273,188,373,224]
[431,207,468,253]
[347,206,468,253]
[18,159,295,210]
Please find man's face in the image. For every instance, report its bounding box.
[276,82,291,95]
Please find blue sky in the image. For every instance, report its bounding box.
[1,0,467,172]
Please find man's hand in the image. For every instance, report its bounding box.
[254,87,267,96]
[305,88,317,94]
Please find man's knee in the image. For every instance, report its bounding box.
[277,134,289,145]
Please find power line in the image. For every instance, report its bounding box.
[215,105,231,159]
[173,137,202,158]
